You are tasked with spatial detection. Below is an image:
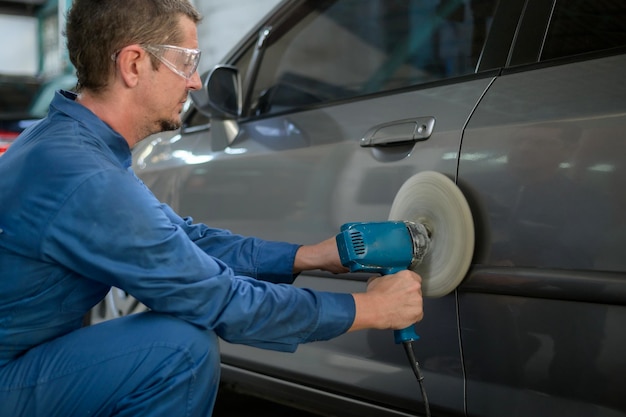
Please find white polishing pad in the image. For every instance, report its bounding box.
[388,171,475,297]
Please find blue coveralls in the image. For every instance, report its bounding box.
[0,91,355,416]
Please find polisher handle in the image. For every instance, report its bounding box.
[385,267,421,344]
[394,326,420,344]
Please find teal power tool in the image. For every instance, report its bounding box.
[336,220,431,344]
[335,171,475,417]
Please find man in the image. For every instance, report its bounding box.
[0,1,423,416]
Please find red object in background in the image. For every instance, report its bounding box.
[0,130,19,156]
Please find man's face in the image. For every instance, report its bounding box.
[148,16,202,135]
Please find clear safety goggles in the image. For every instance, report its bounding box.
[141,44,202,80]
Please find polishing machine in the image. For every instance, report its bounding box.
[335,171,475,417]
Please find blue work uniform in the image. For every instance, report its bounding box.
[0,90,355,417]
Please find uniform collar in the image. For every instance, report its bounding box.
[50,90,133,169]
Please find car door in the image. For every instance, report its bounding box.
[458,1,626,416]
[135,0,513,415]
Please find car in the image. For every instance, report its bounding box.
[93,1,626,416]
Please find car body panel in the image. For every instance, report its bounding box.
[457,53,626,416]
[135,74,497,417]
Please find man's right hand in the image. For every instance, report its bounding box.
[348,270,423,332]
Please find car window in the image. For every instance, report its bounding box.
[249,0,499,116]
[541,0,626,61]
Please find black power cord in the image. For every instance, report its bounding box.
[403,341,431,417]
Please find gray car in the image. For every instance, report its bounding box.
[95,1,626,416]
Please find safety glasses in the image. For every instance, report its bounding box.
[111,44,201,80]
[142,44,201,80]
[106,45,195,80]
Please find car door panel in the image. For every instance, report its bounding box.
[142,74,494,415]
[458,54,626,416]
[175,77,494,240]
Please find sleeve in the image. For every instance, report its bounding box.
[42,168,355,352]
[158,203,300,284]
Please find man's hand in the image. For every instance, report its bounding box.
[293,237,349,274]
[349,270,424,332]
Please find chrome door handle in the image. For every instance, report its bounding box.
[360,117,435,147]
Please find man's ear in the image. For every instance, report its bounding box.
[115,45,145,88]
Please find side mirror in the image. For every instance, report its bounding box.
[192,65,242,119]
[190,65,243,151]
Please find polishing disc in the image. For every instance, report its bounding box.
[388,171,474,297]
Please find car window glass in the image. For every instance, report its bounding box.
[541,0,626,61]
[250,0,498,116]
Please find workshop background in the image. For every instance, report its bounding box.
[0,0,281,114]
